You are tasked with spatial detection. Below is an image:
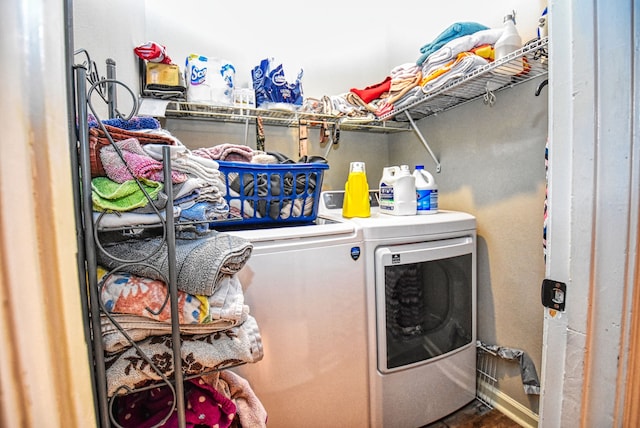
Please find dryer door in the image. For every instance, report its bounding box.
[375,236,476,373]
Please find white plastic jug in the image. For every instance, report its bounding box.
[413,165,438,214]
[379,165,417,215]
[494,12,524,76]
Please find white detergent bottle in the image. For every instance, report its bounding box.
[380,165,416,215]
[413,165,438,214]
[494,12,524,75]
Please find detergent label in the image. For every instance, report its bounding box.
[190,66,207,85]
[416,189,433,210]
[379,184,395,211]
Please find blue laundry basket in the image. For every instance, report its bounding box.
[214,160,329,227]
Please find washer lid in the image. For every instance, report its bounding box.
[354,210,476,239]
[225,220,357,243]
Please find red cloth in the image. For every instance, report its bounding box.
[134,41,172,64]
[350,76,392,103]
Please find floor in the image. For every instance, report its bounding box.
[424,400,523,428]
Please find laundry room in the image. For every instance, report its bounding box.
[4,0,640,427]
[78,0,546,426]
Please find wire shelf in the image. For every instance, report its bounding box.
[381,37,549,122]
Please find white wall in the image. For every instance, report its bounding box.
[143,0,545,98]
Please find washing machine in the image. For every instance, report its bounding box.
[226,219,369,428]
[319,190,477,428]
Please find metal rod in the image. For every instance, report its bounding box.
[163,146,186,428]
[106,58,117,118]
[244,117,250,146]
[405,111,441,173]
[76,65,111,428]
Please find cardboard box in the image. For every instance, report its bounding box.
[146,63,180,87]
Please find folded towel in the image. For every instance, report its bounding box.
[89,126,178,177]
[422,28,503,76]
[105,315,263,397]
[92,206,180,230]
[100,138,188,184]
[97,230,253,296]
[91,176,163,212]
[143,143,224,184]
[417,22,489,65]
[179,200,230,223]
[193,144,255,163]
[99,269,247,325]
[421,53,489,94]
[89,115,161,130]
[100,310,249,353]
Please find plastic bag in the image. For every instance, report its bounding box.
[134,41,172,64]
[185,54,235,105]
[251,58,303,109]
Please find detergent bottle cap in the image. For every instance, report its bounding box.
[504,13,516,24]
[350,161,366,173]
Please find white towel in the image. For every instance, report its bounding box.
[423,28,504,76]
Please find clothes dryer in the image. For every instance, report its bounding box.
[319,190,477,427]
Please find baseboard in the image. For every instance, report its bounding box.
[477,379,539,427]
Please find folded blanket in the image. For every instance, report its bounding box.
[99,270,247,325]
[112,376,237,428]
[91,176,163,212]
[416,21,489,65]
[105,315,263,397]
[193,144,255,163]
[97,231,253,296]
[100,138,188,184]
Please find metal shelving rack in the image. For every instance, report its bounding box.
[72,53,246,428]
